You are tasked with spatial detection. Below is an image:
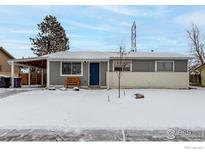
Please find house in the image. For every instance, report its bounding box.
[0,47,19,77]
[196,63,205,86]
[8,51,190,89]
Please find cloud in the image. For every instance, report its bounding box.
[140,36,179,45]
[138,35,188,52]
[0,39,33,58]
[10,29,37,34]
[69,34,86,38]
[66,19,116,32]
[96,6,170,17]
[81,15,134,34]
[70,39,116,51]
[97,6,138,16]
[0,6,191,56]
[1,39,29,48]
[0,27,36,35]
[65,18,132,34]
[174,11,205,26]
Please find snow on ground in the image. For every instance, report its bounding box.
[0,87,42,99]
[0,88,205,130]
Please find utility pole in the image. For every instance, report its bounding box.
[131,21,137,52]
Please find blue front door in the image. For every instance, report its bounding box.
[90,63,99,85]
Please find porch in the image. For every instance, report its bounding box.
[9,57,47,88]
[48,60,110,88]
[9,58,111,89]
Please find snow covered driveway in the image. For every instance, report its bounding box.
[0,88,30,99]
[0,88,205,130]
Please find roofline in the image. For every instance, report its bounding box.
[7,51,191,64]
[49,57,190,60]
[0,47,15,59]
[8,57,47,63]
[58,50,191,53]
[110,57,190,60]
[195,63,205,70]
[48,58,109,61]
[8,56,190,63]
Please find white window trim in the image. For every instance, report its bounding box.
[155,61,174,72]
[60,61,83,76]
[112,60,132,72]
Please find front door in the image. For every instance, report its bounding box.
[90,63,99,85]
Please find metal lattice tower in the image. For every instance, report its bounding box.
[131,21,137,52]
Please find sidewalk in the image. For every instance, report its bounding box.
[0,129,204,141]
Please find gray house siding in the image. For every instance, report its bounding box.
[100,62,107,86]
[109,59,188,72]
[109,59,156,72]
[174,60,187,72]
[50,61,88,86]
[49,59,188,87]
[132,60,155,72]
[109,60,114,72]
[156,59,187,72]
[50,61,107,87]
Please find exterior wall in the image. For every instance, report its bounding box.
[109,59,188,72]
[132,60,155,72]
[108,59,188,89]
[50,61,108,87]
[0,49,19,77]
[100,62,107,86]
[107,72,189,89]
[174,60,187,72]
[49,59,188,88]
[109,60,113,71]
[201,68,205,87]
[50,61,88,86]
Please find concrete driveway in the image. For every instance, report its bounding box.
[0,89,28,99]
[0,87,43,99]
[0,88,32,99]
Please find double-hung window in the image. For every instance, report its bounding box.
[156,61,174,72]
[61,62,82,76]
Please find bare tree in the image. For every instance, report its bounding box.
[115,46,130,98]
[187,24,205,69]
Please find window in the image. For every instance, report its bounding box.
[157,61,174,72]
[113,61,132,72]
[62,63,71,74]
[0,65,2,72]
[61,62,82,76]
[72,62,81,75]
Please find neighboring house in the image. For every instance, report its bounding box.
[196,63,205,87]
[9,51,190,89]
[0,47,19,77]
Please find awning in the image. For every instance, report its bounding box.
[8,57,47,69]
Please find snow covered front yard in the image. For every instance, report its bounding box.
[0,88,205,130]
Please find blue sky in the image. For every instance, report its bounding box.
[0,5,205,58]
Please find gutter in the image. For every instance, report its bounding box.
[8,57,48,64]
